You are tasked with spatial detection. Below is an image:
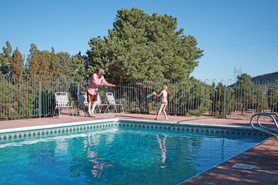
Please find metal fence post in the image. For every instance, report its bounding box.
[223,85,226,119]
[39,81,42,118]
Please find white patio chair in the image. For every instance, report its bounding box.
[54,92,74,118]
[96,93,109,113]
[105,92,124,113]
[77,92,88,116]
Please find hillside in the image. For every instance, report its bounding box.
[252,71,278,83]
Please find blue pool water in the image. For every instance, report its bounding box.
[0,126,268,185]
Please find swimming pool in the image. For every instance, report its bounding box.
[0,119,270,185]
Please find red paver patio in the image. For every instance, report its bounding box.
[1,113,277,184]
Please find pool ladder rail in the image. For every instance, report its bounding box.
[250,112,278,139]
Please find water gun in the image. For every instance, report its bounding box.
[146,92,156,98]
[106,83,116,87]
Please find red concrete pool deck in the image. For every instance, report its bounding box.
[1,113,277,184]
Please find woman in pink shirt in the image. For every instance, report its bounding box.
[87,69,108,117]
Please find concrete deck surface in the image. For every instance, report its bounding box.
[0,113,277,185]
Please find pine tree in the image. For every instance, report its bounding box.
[11,47,24,76]
[87,7,203,83]
[69,52,86,78]
[38,50,50,76]
[27,43,39,76]
[57,52,70,76]
[0,41,12,75]
[0,53,7,75]
[49,47,61,76]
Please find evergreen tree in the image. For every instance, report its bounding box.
[236,73,253,114]
[0,41,12,75]
[11,47,24,76]
[0,53,7,75]
[55,51,86,78]
[235,73,268,114]
[57,52,72,76]
[70,52,86,78]
[38,50,51,76]
[49,47,61,76]
[87,8,203,83]
[267,85,278,112]
[27,43,39,76]
[213,83,236,117]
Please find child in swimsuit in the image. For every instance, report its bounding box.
[154,84,168,120]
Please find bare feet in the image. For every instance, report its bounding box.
[165,117,168,120]
[154,118,158,120]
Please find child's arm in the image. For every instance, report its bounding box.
[154,91,163,97]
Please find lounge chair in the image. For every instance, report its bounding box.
[54,92,74,118]
[96,93,109,113]
[105,92,124,113]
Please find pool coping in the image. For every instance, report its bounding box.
[0,118,257,134]
[0,118,118,134]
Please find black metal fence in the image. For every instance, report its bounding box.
[1,75,277,121]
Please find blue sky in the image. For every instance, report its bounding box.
[1,0,277,82]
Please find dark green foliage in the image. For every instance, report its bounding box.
[166,79,211,116]
[50,47,61,77]
[0,77,36,119]
[236,73,268,113]
[210,83,236,117]
[0,41,25,76]
[87,8,203,83]
[11,47,24,76]
[0,41,13,75]
[267,85,278,112]
[27,43,40,76]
